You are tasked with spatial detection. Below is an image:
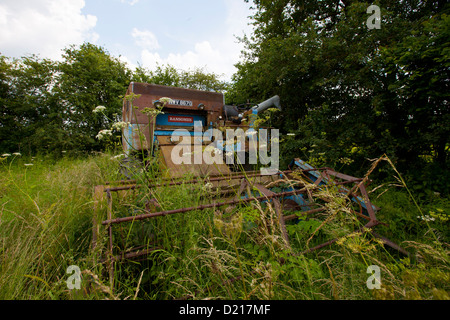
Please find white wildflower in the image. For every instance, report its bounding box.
[2,153,11,157]
[141,107,164,116]
[93,105,106,113]
[159,97,172,104]
[13,152,21,156]
[286,133,295,136]
[246,130,257,136]
[96,129,112,140]
[418,215,435,222]
[24,163,33,167]
[111,121,130,131]
[203,182,213,192]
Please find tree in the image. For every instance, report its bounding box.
[56,43,132,151]
[230,0,449,180]
[0,55,15,152]
[373,13,450,168]
[0,55,62,154]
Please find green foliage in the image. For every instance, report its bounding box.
[56,43,132,152]
[0,55,62,154]
[0,44,132,155]
[230,0,449,182]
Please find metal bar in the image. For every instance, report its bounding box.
[92,185,105,252]
[301,237,341,254]
[105,179,137,185]
[325,169,359,182]
[102,187,317,226]
[370,231,409,256]
[106,190,114,290]
[104,170,288,192]
[103,167,332,193]
[300,220,383,255]
[358,183,377,221]
[102,246,164,263]
[104,170,362,192]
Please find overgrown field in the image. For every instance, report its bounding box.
[0,153,448,300]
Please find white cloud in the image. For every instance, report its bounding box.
[136,0,254,81]
[131,28,160,50]
[141,41,222,74]
[118,55,138,72]
[0,0,98,60]
[121,0,140,5]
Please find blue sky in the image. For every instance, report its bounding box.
[0,0,254,81]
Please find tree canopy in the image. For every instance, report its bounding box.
[227,0,449,191]
[0,43,227,155]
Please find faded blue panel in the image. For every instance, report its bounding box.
[123,124,136,154]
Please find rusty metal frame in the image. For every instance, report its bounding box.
[92,162,408,290]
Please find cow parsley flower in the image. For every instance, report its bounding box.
[96,129,112,140]
[159,97,172,104]
[93,105,106,113]
[202,182,213,192]
[417,215,435,222]
[111,121,130,131]
[141,107,164,117]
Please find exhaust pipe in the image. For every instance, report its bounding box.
[223,95,281,124]
[252,95,281,114]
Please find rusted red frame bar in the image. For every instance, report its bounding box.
[102,167,333,192]
[102,187,317,226]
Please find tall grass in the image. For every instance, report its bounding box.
[0,153,448,300]
[0,153,121,299]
